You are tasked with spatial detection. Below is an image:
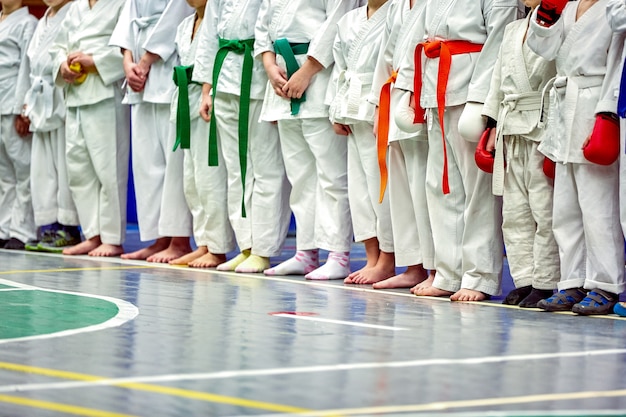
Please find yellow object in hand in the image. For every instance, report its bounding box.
[69,62,87,84]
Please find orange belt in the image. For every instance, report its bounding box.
[377,70,398,203]
[413,40,483,194]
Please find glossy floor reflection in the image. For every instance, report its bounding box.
[0,238,624,417]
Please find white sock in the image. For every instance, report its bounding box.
[305,251,350,280]
[264,250,319,276]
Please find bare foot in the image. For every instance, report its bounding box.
[170,246,208,266]
[344,265,375,284]
[450,288,490,302]
[189,252,227,268]
[89,244,124,257]
[410,274,434,294]
[414,282,454,297]
[121,237,171,260]
[348,263,396,285]
[63,236,101,255]
[374,265,427,289]
[147,240,193,264]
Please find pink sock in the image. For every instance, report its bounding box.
[264,250,319,276]
[305,251,350,280]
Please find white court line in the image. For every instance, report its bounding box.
[271,313,408,331]
[0,278,138,345]
[1,348,625,394]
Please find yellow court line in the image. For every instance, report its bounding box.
[292,389,626,416]
[0,266,156,275]
[0,394,138,417]
[0,362,311,414]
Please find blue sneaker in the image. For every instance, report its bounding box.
[572,289,618,316]
[536,288,586,312]
[614,302,626,317]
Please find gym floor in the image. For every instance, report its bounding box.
[0,227,625,417]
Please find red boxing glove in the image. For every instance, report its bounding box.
[583,113,620,165]
[543,157,556,179]
[475,127,494,173]
[536,0,569,27]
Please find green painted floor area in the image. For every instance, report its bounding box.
[0,290,119,339]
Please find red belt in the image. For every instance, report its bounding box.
[413,40,483,194]
[377,70,397,203]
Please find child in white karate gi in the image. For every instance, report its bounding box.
[255,0,361,280]
[327,0,395,284]
[110,0,195,263]
[0,0,37,250]
[167,0,236,268]
[481,0,559,308]
[22,0,81,253]
[528,0,625,315]
[50,0,130,257]
[194,0,291,273]
[369,0,436,292]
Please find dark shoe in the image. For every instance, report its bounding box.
[502,285,532,305]
[536,288,586,312]
[25,229,56,251]
[0,238,8,247]
[572,289,618,316]
[4,238,25,250]
[38,230,81,253]
[519,288,555,308]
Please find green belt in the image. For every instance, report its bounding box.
[209,37,255,218]
[273,39,309,115]
[172,65,198,151]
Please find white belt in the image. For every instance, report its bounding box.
[131,14,160,29]
[24,76,54,123]
[492,92,542,196]
[334,70,374,118]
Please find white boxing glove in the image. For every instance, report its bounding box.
[394,90,423,134]
[457,101,487,142]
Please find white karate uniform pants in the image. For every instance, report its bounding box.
[347,121,393,252]
[131,102,190,241]
[182,115,235,254]
[553,161,625,294]
[501,136,559,290]
[31,127,79,227]
[425,105,503,295]
[0,114,36,242]
[388,138,434,269]
[277,118,352,252]
[214,93,291,257]
[65,96,129,245]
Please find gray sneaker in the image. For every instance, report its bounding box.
[38,230,81,253]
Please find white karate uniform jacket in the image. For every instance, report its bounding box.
[24,4,72,132]
[109,0,193,104]
[193,0,268,100]
[327,3,390,125]
[50,0,127,108]
[254,0,363,120]
[528,1,623,164]
[414,0,523,110]
[369,0,428,139]
[0,7,37,116]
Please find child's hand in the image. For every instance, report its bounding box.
[122,52,146,92]
[372,107,379,138]
[266,63,289,98]
[137,51,160,78]
[333,123,351,136]
[68,52,96,74]
[60,61,81,84]
[282,57,322,99]
[14,115,30,138]
[199,85,213,122]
